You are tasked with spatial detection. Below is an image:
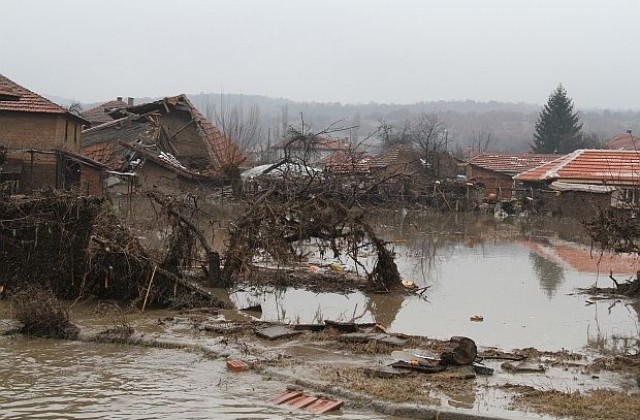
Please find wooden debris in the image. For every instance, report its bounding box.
[440,336,477,366]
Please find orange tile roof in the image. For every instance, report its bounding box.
[178,95,244,169]
[81,99,128,125]
[0,74,68,114]
[323,150,372,174]
[466,153,558,175]
[514,149,640,185]
[605,132,640,151]
[370,143,417,168]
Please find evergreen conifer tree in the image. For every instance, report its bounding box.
[531,85,583,153]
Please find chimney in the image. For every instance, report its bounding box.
[117,96,123,102]
[627,129,633,134]
[127,97,134,106]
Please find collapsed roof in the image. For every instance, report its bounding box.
[81,95,244,180]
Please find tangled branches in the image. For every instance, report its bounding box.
[11,285,79,339]
[585,210,640,255]
[585,209,640,297]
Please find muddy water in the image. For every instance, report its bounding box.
[1,210,638,419]
[232,212,640,353]
[0,335,388,419]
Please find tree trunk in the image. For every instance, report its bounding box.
[440,336,477,366]
[208,251,222,287]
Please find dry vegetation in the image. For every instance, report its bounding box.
[10,286,78,339]
[508,387,640,420]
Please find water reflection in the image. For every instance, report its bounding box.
[529,252,565,296]
[232,212,640,352]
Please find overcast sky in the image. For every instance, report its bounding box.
[2,0,639,109]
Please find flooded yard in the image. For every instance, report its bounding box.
[231,212,640,353]
[1,210,639,419]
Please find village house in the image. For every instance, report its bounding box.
[605,130,640,151]
[465,153,557,199]
[513,149,640,218]
[81,94,243,194]
[322,149,372,176]
[81,97,131,128]
[0,74,105,195]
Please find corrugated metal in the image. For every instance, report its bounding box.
[515,149,640,184]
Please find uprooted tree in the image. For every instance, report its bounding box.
[0,124,402,306]
[148,124,402,291]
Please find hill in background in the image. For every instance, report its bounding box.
[47,92,640,154]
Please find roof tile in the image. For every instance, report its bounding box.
[0,74,67,114]
[514,149,640,184]
[467,153,558,175]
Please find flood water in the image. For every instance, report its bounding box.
[232,211,640,353]
[0,336,387,419]
[2,210,639,419]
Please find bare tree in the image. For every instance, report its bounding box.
[470,126,494,156]
[207,94,263,156]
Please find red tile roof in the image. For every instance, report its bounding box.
[467,153,558,176]
[0,74,68,114]
[177,95,244,169]
[370,144,417,168]
[322,150,372,174]
[514,149,640,185]
[605,132,640,151]
[81,100,128,126]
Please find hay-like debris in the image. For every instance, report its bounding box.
[10,285,79,339]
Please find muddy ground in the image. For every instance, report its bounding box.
[3,298,638,420]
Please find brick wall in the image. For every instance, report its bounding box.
[0,112,85,191]
[0,113,59,149]
[466,165,514,198]
[80,165,103,196]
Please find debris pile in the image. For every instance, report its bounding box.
[0,191,221,308]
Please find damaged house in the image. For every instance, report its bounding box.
[81,95,244,194]
[0,74,105,195]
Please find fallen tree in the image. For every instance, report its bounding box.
[146,127,403,291]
